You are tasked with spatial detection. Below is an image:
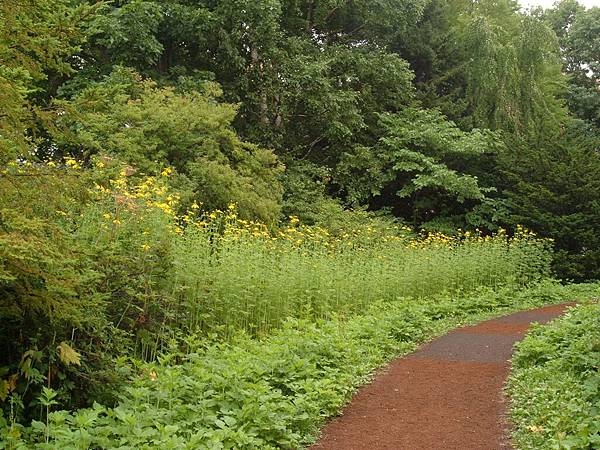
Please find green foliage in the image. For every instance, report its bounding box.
[499,127,600,281]
[282,0,429,45]
[462,12,566,134]
[88,1,165,68]
[280,160,401,234]
[2,0,600,445]
[542,1,600,128]
[396,0,598,277]
[0,0,93,162]
[63,0,439,225]
[53,68,284,224]
[336,108,501,225]
[0,157,553,428]
[2,281,585,449]
[170,217,551,338]
[0,162,178,423]
[273,45,415,163]
[508,291,600,449]
[402,0,568,134]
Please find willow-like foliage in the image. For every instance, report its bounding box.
[459,2,568,134]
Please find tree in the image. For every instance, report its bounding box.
[52,68,284,224]
[0,0,93,162]
[335,108,501,226]
[273,45,415,161]
[499,125,600,280]
[542,1,600,128]
[396,0,568,135]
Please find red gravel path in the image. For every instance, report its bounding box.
[311,303,573,450]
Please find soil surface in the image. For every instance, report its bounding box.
[311,303,573,450]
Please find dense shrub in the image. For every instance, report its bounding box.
[0,160,179,421]
[53,68,284,225]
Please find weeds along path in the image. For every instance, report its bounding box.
[311,303,573,450]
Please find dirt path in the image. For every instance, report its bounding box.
[311,304,572,450]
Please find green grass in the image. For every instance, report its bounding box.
[508,287,600,450]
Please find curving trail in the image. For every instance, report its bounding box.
[311,304,573,450]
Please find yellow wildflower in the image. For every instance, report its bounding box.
[65,158,81,169]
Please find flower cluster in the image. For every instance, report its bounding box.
[55,157,548,261]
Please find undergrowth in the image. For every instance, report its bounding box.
[508,288,600,450]
[1,281,595,449]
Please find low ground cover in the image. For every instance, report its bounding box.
[508,295,600,449]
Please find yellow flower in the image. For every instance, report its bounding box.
[141,244,151,252]
[65,158,81,169]
[103,213,112,220]
[161,167,173,177]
